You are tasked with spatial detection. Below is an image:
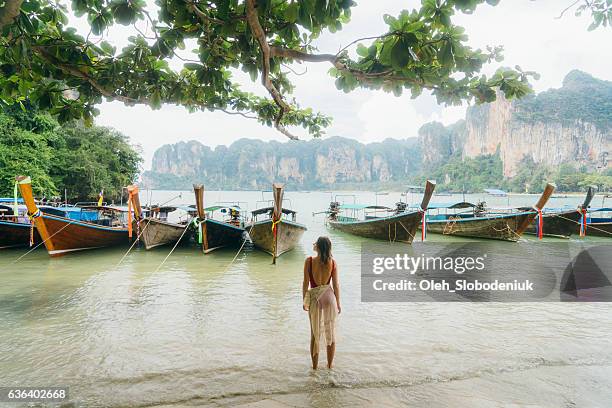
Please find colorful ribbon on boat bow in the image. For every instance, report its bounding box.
[579,208,588,237]
[13,181,18,217]
[271,218,281,237]
[27,209,41,247]
[535,208,543,239]
[420,210,427,241]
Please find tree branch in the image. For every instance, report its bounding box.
[0,0,23,29]
[188,3,225,25]
[245,0,297,140]
[32,46,144,105]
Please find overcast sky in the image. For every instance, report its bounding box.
[75,1,612,169]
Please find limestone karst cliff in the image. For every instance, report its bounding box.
[143,137,421,190]
[419,70,611,177]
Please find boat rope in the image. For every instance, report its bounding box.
[443,216,459,235]
[224,222,256,272]
[553,213,612,237]
[10,216,78,264]
[115,218,152,266]
[491,222,522,241]
[388,222,397,242]
[153,223,192,273]
[397,220,414,242]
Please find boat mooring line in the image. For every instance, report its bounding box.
[554,213,612,237]
[115,219,152,267]
[10,218,78,264]
[153,224,192,273]
[224,223,255,272]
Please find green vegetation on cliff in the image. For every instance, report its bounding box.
[0,105,142,200]
[513,70,612,131]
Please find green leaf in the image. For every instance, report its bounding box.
[390,37,411,69]
[284,3,299,23]
[150,90,162,109]
[111,0,137,25]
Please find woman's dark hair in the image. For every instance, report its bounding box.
[316,236,332,265]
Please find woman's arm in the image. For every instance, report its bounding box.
[302,259,309,310]
[332,260,341,314]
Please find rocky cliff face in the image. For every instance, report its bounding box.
[143,137,420,190]
[419,70,612,177]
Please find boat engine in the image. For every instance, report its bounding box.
[474,201,487,217]
[394,201,408,214]
[329,201,340,220]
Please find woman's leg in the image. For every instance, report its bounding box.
[326,343,335,368]
[310,334,318,369]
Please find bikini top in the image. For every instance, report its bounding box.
[308,256,335,288]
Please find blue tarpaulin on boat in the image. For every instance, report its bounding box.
[0,197,23,203]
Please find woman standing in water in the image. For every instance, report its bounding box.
[302,236,341,369]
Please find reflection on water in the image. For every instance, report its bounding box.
[1,191,612,406]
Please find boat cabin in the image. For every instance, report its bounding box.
[423,202,478,221]
[251,206,297,223]
[205,204,245,227]
[329,203,395,222]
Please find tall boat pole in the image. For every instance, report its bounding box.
[516,183,555,235]
[580,186,595,209]
[16,176,55,253]
[193,184,208,253]
[420,180,436,211]
[271,183,284,264]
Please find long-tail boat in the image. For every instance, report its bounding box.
[578,207,612,237]
[131,186,193,250]
[424,183,556,242]
[524,186,595,238]
[193,184,246,253]
[16,176,138,256]
[326,180,436,243]
[0,203,41,248]
[246,183,307,263]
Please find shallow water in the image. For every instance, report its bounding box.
[1,191,611,407]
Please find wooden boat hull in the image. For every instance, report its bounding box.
[139,218,189,250]
[328,211,423,243]
[34,213,130,256]
[247,219,306,256]
[581,222,612,237]
[426,212,534,242]
[203,219,246,252]
[0,220,41,248]
[524,210,582,238]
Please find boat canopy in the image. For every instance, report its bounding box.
[80,205,129,212]
[484,188,507,196]
[0,197,24,203]
[426,202,476,209]
[251,206,296,216]
[338,204,391,210]
[149,205,178,213]
[205,205,241,212]
[590,207,612,212]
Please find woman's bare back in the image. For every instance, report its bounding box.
[310,256,334,287]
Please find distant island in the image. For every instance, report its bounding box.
[143,70,612,193]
